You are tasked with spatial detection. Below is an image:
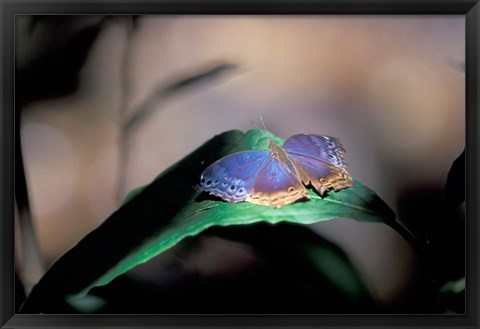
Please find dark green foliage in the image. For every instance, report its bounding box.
[21,129,396,313]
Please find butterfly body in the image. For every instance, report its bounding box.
[197,133,354,208]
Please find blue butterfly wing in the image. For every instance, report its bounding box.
[199,133,353,205]
[283,134,348,168]
[198,151,270,203]
[246,156,309,208]
[283,134,354,196]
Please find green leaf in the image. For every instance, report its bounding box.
[439,277,465,295]
[436,277,465,313]
[21,129,395,313]
[120,184,148,206]
[90,223,379,313]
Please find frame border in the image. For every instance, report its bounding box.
[1,1,479,328]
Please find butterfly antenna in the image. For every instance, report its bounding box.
[250,118,272,143]
[260,116,268,132]
[250,116,270,134]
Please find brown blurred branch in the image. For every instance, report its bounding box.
[15,98,45,295]
[15,16,106,295]
[115,16,239,203]
[116,16,139,204]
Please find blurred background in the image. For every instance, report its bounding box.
[15,15,465,312]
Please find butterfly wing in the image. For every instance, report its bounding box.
[198,151,270,204]
[246,156,309,208]
[283,134,354,196]
[198,133,352,206]
[283,134,348,167]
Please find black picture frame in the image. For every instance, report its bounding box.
[1,0,478,328]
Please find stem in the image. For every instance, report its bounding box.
[387,219,425,254]
[116,16,135,204]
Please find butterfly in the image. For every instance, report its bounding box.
[197,132,354,208]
